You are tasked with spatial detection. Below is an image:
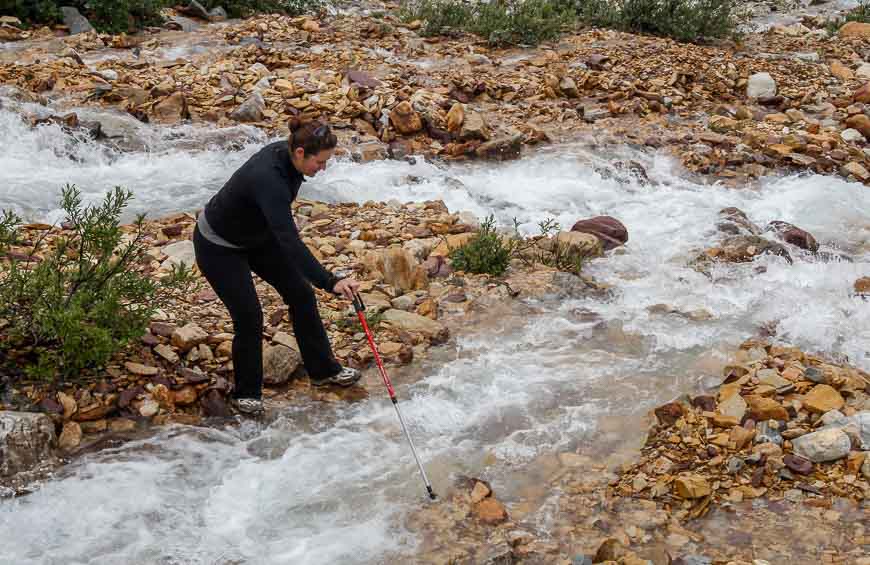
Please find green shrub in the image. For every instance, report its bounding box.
[581,0,741,42]
[0,0,61,26]
[401,0,575,46]
[0,186,196,381]
[448,215,512,275]
[3,0,321,33]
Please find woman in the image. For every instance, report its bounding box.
[193,120,362,415]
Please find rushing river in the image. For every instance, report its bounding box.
[0,88,868,564]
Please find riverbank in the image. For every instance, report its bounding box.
[1,4,870,564]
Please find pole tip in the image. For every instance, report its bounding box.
[427,486,437,500]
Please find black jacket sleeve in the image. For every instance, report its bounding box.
[253,180,338,292]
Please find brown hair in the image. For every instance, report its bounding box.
[288,118,337,156]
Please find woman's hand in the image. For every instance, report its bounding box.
[333,277,361,300]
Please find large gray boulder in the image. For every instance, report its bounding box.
[61,7,94,35]
[0,411,56,477]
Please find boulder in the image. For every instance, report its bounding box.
[792,427,851,462]
[570,216,628,251]
[263,344,301,385]
[161,240,196,269]
[365,248,428,292]
[846,114,870,138]
[152,92,189,124]
[704,235,792,264]
[390,101,423,135]
[840,21,870,39]
[208,7,228,21]
[717,207,761,236]
[459,111,491,141]
[803,384,845,414]
[61,7,94,35]
[382,309,449,344]
[765,221,819,253]
[230,92,265,122]
[180,0,210,19]
[475,135,522,161]
[0,411,56,476]
[553,231,604,262]
[747,73,777,99]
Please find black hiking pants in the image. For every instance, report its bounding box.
[193,226,341,399]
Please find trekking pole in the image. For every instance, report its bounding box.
[352,293,437,501]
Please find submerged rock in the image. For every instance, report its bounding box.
[0,411,56,477]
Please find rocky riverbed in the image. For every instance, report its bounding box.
[1,2,870,564]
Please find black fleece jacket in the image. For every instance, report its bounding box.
[203,140,338,292]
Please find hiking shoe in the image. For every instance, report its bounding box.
[231,397,264,415]
[311,367,362,388]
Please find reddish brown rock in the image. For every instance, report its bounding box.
[765,221,819,253]
[570,216,628,251]
[474,498,508,524]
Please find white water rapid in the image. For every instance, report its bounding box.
[1,95,869,564]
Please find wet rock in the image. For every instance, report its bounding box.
[674,474,711,498]
[703,235,792,265]
[171,323,208,352]
[390,101,423,135]
[0,411,56,477]
[655,402,685,426]
[58,421,82,451]
[201,389,232,418]
[717,208,761,236]
[855,277,870,295]
[570,216,628,251]
[764,221,819,253]
[803,384,845,414]
[841,161,870,181]
[230,92,265,123]
[152,92,189,124]
[747,73,776,99]
[381,309,448,344]
[476,135,522,161]
[791,427,851,462]
[262,344,301,386]
[61,6,94,35]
